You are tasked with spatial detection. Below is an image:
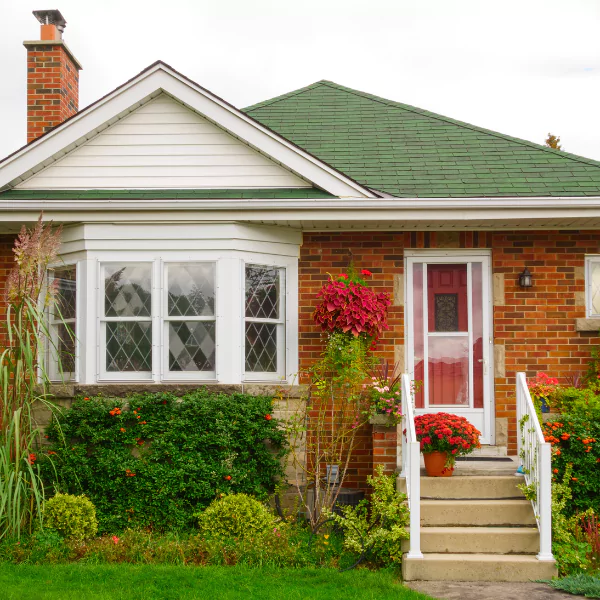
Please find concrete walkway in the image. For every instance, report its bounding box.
[406,581,580,600]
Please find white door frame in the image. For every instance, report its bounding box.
[404,249,495,445]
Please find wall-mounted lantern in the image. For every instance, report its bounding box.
[519,267,533,288]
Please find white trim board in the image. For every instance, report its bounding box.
[0,62,375,198]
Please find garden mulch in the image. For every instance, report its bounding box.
[406,581,582,600]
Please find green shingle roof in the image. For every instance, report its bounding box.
[244,81,600,198]
[0,188,336,200]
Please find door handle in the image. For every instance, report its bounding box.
[478,358,488,374]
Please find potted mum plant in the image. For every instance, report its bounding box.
[414,413,481,477]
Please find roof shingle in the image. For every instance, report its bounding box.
[244,81,600,198]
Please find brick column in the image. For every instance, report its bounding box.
[372,424,398,476]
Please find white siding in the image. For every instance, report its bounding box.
[16,94,311,190]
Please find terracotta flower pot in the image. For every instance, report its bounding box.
[423,451,454,477]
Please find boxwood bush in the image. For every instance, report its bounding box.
[41,389,288,532]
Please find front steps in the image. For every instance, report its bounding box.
[399,473,557,582]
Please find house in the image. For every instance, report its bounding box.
[3,9,599,581]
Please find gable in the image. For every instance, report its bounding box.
[0,63,374,198]
[245,81,600,198]
[16,94,310,190]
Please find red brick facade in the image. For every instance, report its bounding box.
[25,42,80,143]
[299,230,600,488]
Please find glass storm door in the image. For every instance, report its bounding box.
[406,254,493,444]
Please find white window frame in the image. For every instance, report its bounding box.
[161,260,218,381]
[98,261,155,381]
[585,256,600,317]
[243,263,287,382]
[47,263,79,382]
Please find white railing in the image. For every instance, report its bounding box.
[400,373,422,559]
[516,372,554,561]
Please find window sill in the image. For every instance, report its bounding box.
[575,318,600,332]
[47,382,307,399]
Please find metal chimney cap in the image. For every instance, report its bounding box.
[32,9,67,32]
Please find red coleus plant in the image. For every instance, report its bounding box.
[414,413,481,466]
[313,267,391,339]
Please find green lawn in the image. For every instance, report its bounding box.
[0,564,433,600]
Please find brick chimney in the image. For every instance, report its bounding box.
[23,10,82,143]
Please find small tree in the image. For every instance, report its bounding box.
[0,215,64,538]
[286,266,390,532]
[545,133,562,150]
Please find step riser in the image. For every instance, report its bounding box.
[402,528,539,554]
[421,500,536,527]
[398,476,525,499]
[402,555,557,582]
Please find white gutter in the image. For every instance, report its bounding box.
[2,196,600,212]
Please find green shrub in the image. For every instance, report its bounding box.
[551,465,593,576]
[551,385,600,415]
[327,465,409,566]
[544,410,600,517]
[40,390,288,533]
[44,493,98,541]
[198,493,277,541]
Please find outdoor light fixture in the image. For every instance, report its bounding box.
[519,267,533,288]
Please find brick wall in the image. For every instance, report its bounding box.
[299,230,600,487]
[0,236,14,345]
[25,43,80,143]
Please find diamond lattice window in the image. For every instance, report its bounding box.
[590,261,600,316]
[245,265,285,374]
[49,265,76,378]
[102,263,153,374]
[165,263,216,374]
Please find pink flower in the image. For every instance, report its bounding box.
[112,536,119,545]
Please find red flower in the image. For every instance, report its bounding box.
[265,414,272,421]
[361,269,372,277]
[339,274,348,279]
[224,475,232,481]
[112,536,119,545]
[84,397,90,401]
[162,401,167,405]
[28,453,37,465]
[120,428,126,433]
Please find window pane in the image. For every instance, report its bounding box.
[52,266,77,321]
[105,264,152,317]
[592,263,600,315]
[169,321,216,372]
[245,322,277,372]
[106,322,152,372]
[168,263,215,317]
[245,266,280,319]
[427,264,468,332]
[55,323,75,373]
[428,336,469,406]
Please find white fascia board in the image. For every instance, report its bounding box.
[0,63,373,199]
[2,195,600,215]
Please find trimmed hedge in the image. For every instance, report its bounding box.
[41,389,287,532]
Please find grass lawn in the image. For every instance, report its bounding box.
[0,564,433,600]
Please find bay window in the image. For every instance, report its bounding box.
[49,249,295,384]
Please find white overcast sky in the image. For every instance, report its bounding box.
[1,0,599,160]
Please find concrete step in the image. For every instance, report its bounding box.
[398,475,525,499]
[402,553,557,582]
[421,499,536,527]
[402,526,539,554]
